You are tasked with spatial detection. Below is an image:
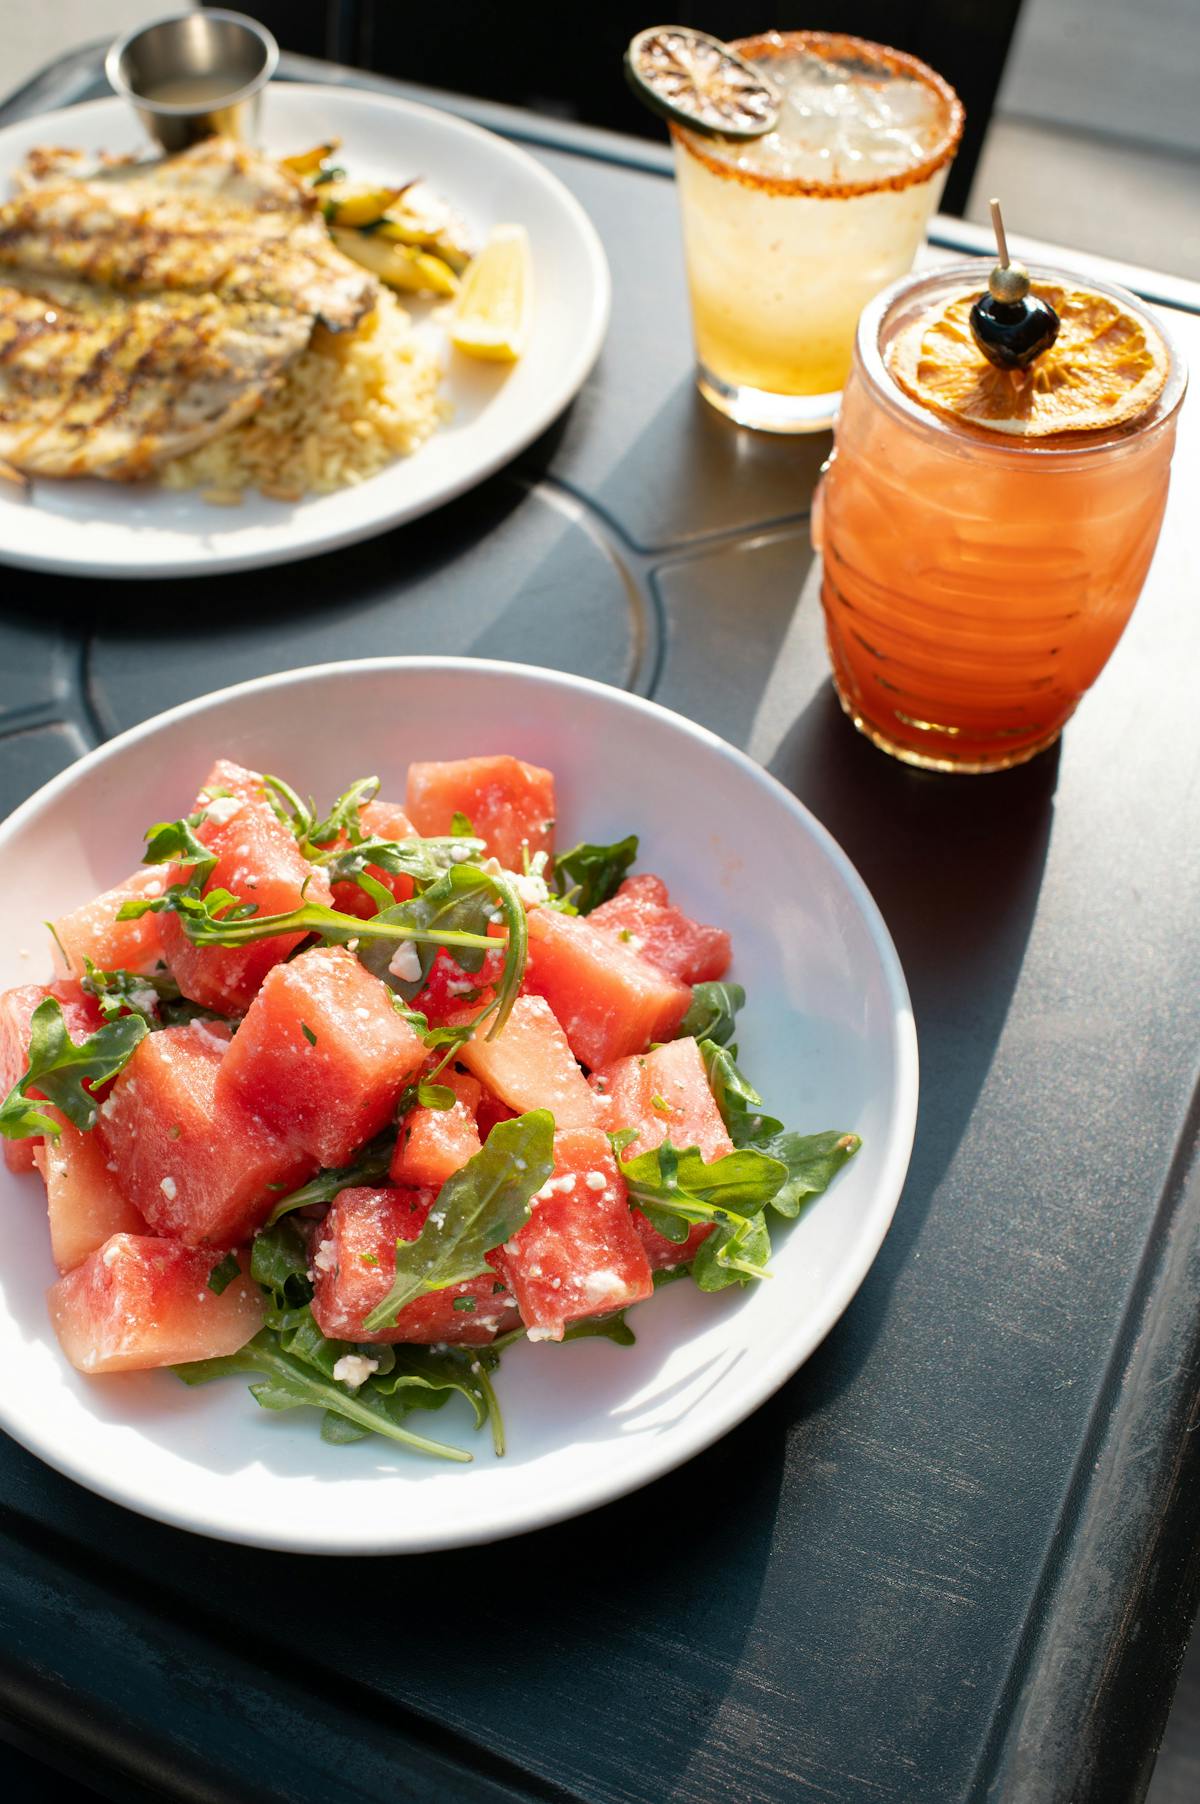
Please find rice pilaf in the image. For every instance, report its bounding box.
[160,289,445,504]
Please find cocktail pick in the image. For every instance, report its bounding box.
[969,199,1060,371]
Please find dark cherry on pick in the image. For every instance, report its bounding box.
[969,292,1061,371]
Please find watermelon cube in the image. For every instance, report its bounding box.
[592,1037,732,1271]
[452,994,599,1129]
[310,1185,520,1345]
[524,907,691,1070]
[390,1068,482,1190]
[48,1234,264,1373]
[488,1128,653,1341]
[197,758,269,806]
[96,1021,313,1245]
[34,1118,145,1272]
[214,947,426,1168]
[589,873,733,985]
[405,756,556,871]
[0,980,106,1173]
[329,798,418,919]
[158,790,333,1014]
[49,866,166,981]
[592,1037,733,1161]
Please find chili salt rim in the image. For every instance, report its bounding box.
[670,31,964,200]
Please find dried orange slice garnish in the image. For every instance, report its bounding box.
[889,282,1168,436]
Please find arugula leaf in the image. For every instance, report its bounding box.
[309,776,380,849]
[619,1140,787,1220]
[206,1252,241,1295]
[691,1208,775,1291]
[563,1312,636,1346]
[82,960,167,1024]
[262,774,318,845]
[553,835,638,914]
[262,1133,395,1228]
[492,1311,637,1354]
[676,982,745,1048]
[355,862,526,1040]
[616,1140,786,1288]
[362,1111,555,1332]
[450,811,474,836]
[173,1330,472,1462]
[142,815,219,887]
[0,999,148,1140]
[318,833,485,896]
[250,1218,314,1311]
[700,1041,861,1217]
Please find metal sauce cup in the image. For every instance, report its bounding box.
[105,10,279,153]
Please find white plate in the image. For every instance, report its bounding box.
[0,87,610,578]
[0,660,917,1552]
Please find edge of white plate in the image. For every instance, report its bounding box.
[0,90,612,579]
[0,659,918,1553]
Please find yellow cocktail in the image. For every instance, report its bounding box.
[670,32,962,432]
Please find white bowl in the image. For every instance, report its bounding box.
[0,659,917,1552]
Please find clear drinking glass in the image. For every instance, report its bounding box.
[670,31,963,433]
[813,264,1188,773]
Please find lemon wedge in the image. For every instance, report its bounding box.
[889,282,1168,436]
[450,225,532,362]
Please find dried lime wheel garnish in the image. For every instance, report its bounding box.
[624,26,780,139]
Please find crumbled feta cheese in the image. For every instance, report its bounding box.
[387,942,423,984]
[445,978,476,996]
[526,1325,558,1342]
[143,880,162,897]
[159,1175,177,1201]
[557,1173,576,1193]
[128,985,159,1015]
[584,1170,607,1192]
[582,1268,623,1300]
[346,938,359,952]
[354,1006,371,1020]
[511,871,549,909]
[332,1354,378,1389]
[201,795,242,826]
[448,843,473,864]
[550,1276,562,1290]
[514,1159,526,1171]
[624,932,645,954]
[313,1237,337,1273]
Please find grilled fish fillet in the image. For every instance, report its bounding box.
[0,138,380,480]
[0,272,312,479]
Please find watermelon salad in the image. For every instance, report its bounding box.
[0,754,860,1464]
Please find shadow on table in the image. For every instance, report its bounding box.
[767,678,1061,1406]
[5,1412,786,1804]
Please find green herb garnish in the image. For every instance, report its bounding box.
[206,1252,241,1295]
[362,1111,554,1332]
[0,999,148,1141]
[553,835,638,914]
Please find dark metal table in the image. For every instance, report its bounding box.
[1,47,1199,1804]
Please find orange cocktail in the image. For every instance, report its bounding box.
[813,264,1187,771]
